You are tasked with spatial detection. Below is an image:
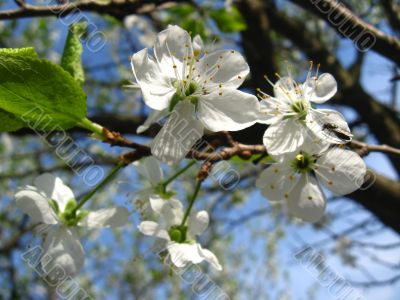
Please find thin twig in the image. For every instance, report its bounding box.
[350,140,400,156]
[0,0,186,20]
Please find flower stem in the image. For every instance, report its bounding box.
[180,180,202,227]
[71,162,124,214]
[160,160,197,190]
[77,117,104,136]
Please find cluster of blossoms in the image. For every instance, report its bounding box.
[135,156,222,270]
[132,25,367,222]
[255,68,366,221]
[131,25,260,163]
[15,174,129,276]
[138,196,222,271]
[14,25,367,277]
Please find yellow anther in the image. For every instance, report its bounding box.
[296,154,305,163]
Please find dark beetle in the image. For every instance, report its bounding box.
[322,123,353,142]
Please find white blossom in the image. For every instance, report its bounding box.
[133,156,175,215]
[258,68,352,155]
[15,173,129,276]
[256,144,366,222]
[131,25,260,163]
[138,196,222,271]
[134,156,164,198]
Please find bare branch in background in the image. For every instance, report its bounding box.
[290,0,400,65]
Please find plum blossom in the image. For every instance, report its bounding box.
[258,67,352,155]
[256,144,366,222]
[134,156,164,200]
[133,156,177,216]
[15,173,129,276]
[131,25,259,163]
[138,196,222,271]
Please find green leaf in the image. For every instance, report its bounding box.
[0,109,24,132]
[166,4,195,17]
[0,47,38,58]
[0,48,87,130]
[61,23,86,85]
[181,18,207,38]
[0,48,37,132]
[210,7,247,33]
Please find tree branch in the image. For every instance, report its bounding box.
[289,0,400,65]
[350,140,400,157]
[0,0,186,20]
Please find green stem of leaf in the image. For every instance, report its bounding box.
[77,117,104,136]
[180,180,202,227]
[71,162,124,214]
[160,160,197,191]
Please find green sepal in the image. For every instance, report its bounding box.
[154,184,177,199]
[169,93,183,112]
[168,225,187,243]
[49,199,60,215]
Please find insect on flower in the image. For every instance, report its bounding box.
[321,122,353,143]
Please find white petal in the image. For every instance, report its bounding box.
[154,25,193,79]
[273,76,298,103]
[188,210,209,236]
[315,147,366,195]
[160,198,184,227]
[15,188,58,224]
[287,175,326,222]
[42,228,84,277]
[142,156,164,184]
[296,134,330,155]
[137,109,168,134]
[196,50,249,89]
[197,244,223,271]
[198,89,259,132]
[34,173,75,212]
[263,119,308,156]
[131,48,175,110]
[149,194,166,214]
[138,221,170,240]
[193,35,204,53]
[149,195,184,226]
[318,109,350,132]
[307,109,352,144]
[257,98,286,125]
[151,101,204,164]
[167,242,204,268]
[78,207,129,228]
[303,73,337,104]
[256,165,299,202]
